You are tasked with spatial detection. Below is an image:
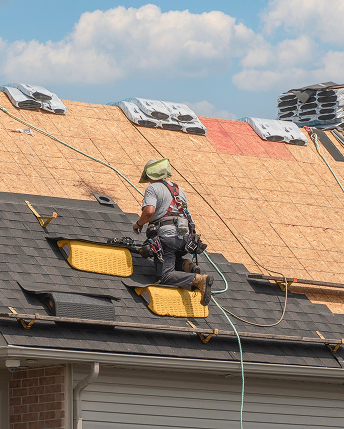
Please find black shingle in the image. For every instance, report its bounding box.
[0,192,343,368]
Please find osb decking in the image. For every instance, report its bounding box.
[0,93,344,314]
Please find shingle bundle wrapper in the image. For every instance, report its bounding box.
[277,82,344,127]
[1,87,42,110]
[0,83,67,114]
[119,101,160,128]
[244,117,308,146]
[110,97,206,135]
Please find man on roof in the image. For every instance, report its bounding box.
[133,158,213,306]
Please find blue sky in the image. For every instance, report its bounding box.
[0,0,343,119]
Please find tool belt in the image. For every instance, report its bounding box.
[150,216,178,228]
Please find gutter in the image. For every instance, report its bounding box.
[0,344,343,383]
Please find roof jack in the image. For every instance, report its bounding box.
[316,331,342,354]
[25,200,57,228]
[73,362,99,429]
[316,331,344,368]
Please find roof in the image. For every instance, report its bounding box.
[0,191,343,369]
[0,92,343,369]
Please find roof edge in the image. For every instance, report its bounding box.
[1,345,343,381]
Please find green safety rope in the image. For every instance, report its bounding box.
[212,296,244,428]
[0,105,145,198]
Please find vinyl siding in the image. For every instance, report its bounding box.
[74,366,344,429]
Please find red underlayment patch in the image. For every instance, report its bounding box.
[200,117,296,161]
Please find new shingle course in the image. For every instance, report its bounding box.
[0,188,343,365]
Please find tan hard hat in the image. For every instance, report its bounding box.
[139,158,172,183]
[139,159,158,183]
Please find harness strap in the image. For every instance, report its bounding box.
[161,180,185,217]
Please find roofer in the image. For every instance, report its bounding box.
[133,158,213,306]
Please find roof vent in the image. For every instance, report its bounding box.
[43,292,115,321]
[93,193,116,207]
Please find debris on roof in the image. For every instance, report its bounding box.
[278,82,344,128]
[11,127,34,135]
[109,97,207,135]
[241,117,308,145]
[0,83,67,114]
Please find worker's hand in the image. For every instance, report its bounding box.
[133,221,143,234]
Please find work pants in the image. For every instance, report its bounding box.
[155,235,195,290]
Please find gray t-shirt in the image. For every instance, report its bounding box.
[142,181,188,237]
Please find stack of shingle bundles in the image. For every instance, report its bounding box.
[277,93,299,121]
[108,97,207,135]
[316,88,344,121]
[0,83,67,114]
[277,82,344,127]
[241,117,308,146]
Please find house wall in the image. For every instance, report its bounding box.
[73,365,344,429]
[9,365,66,429]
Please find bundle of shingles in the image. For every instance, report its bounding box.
[277,82,344,128]
[0,83,67,114]
[109,98,207,135]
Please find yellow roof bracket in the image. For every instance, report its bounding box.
[275,279,295,292]
[198,328,219,344]
[8,306,36,330]
[316,330,342,353]
[25,200,57,228]
[187,321,217,343]
[330,343,342,354]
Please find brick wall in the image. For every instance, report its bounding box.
[9,365,65,429]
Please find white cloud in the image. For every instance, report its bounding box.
[1,2,344,96]
[233,36,321,91]
[262,0,344,45]
[234,0,344,92]
[183,100,236,119]
[0,4,258,85]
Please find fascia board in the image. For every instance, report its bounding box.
[0,345,343,382]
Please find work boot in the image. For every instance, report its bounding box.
[192,274,213,306]
[182,258,201,274]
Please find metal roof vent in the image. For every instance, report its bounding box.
[43,292,115,321]
[93,193,116,207]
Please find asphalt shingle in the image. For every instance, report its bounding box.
[0,191,343,368]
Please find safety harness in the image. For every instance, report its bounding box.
[141,180,206,262]
[161,180,187,218]
[160,180,207,256]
